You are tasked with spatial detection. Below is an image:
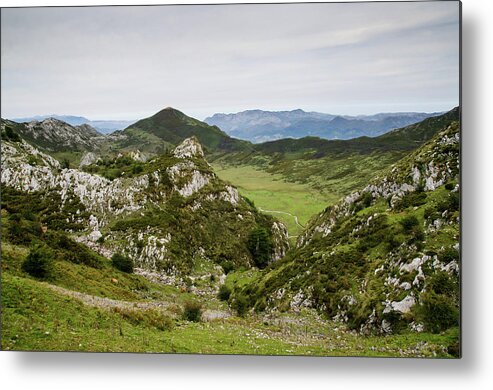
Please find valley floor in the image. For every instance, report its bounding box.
[212,164,335,239]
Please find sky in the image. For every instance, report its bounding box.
[1,1,460,121]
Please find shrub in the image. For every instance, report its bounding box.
[437,192,460,213]
[232,294,249,317]
[218,284,232,301]
[427,271,458,296]
[112,307,174,331]
[111,253,134,273]
[132,165,144,174]
[424,207,439,221]
[394,192,427,210]
[400,215,419,232]
[22,244,53,278]
[61,158,70,169]
[219,260,235,274]
[418,292,459,333]
[244,197,255,208]
[7,216,42,245]
[247,226,273,269]
[359,192,373,208]
[182,301,202,322]
[3,126,21,142]
[441,247,459,264]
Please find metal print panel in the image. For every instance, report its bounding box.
[0,1,461,357]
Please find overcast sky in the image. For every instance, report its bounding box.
[1,2,460,120]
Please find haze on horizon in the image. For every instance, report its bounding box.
[1,2,460,121]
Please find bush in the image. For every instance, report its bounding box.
[400,215,419,232]
[418,292,459,333]
[219,260,235,274]
[112,307,174,331]
[3,126,21,142]
[48,232,103,268]
[182,301,202,322]
[232,294,249,317]
[427,271,458,296]
[394,192,427,210]
[247,226,272,269]
[437,192,460,213]
[441,246,460,264]
[61,158,70,169]
[22,244,53,278]
[359,192,373,208]
[111,253,134,273]
[218,284,232,301]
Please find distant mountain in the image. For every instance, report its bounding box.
[253,107,460,156]
[118,107,250,154]
[204,109,443,143]
[1,118,102,152]
[11,115,135,134]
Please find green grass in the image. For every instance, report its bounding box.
[212,164,334,238]
[1,273,458,356]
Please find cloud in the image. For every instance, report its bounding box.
[1,2,459,120]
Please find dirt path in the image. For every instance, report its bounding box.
[258,207,305,228]
[45,284,172,311]
[44,283,231,321]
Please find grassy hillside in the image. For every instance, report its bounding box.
[232,121,460,350]
[120,107,250,154]
[1,238,458,356]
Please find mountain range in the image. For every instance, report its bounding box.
[205,109,443,143]
[10,115,136,134]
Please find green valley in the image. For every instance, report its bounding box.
[1,107,460,358]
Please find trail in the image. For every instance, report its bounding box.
[258,207,305,228]
[44,283,231,321]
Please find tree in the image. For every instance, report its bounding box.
[22,244,53,278]
[247,226,272,269]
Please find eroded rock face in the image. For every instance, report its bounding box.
[2,140,160,222]
[173,136,204,159]
[167,161,212,198]
[79,152,98,168]
[271,221,290,262]
[299,123,460,248]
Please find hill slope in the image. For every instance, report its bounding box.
[233,119,460,338]
[1,118,102,152]
[1,135,288,280]
[10,114,135,134]
[115,107,250,155]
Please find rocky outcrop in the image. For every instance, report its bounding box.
[299,122,460,248]
[172,136,204,159]
[17,118,101,151]
[2,136,290,283]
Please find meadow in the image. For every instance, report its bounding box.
[212,164,336,238]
